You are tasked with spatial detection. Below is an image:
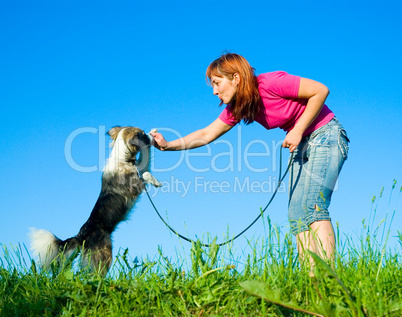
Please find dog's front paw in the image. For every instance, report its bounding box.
[142,172,162,187]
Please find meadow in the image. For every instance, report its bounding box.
[1,181,401,316]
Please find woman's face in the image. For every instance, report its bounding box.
[211,75,238,104]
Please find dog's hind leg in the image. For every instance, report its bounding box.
[80,229,112,276]
[92,243,113,276]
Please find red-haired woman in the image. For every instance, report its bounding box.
[151,53,349,264]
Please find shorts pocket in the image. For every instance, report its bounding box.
[338,129,350,159]
[308,129,331,147]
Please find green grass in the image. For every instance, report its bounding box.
[1,181,401,316]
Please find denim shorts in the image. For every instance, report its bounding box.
[288,117,349,235]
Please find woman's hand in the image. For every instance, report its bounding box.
[283,128,303,153]
[151,132,169,151]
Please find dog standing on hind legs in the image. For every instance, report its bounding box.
[30,126,162,275]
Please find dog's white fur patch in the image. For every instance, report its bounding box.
[104,129,130,174]
[29,228,59,268]
[103,128,162,187]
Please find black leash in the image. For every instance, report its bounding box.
[144,147,294,247]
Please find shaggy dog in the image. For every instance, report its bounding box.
[30,126,161,275]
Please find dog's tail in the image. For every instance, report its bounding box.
[29,228,81,268]
[29,227,113,274]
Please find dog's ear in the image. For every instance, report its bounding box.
[108,126,122,140]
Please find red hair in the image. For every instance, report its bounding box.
[206,53,260,124]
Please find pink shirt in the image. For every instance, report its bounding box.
[218,71,334,137]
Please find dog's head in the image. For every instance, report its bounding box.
[108,126,150,158]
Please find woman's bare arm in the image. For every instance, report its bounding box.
[152,118,234,151]
[283,77,330,152]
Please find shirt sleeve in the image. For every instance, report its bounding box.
[263,71,300,99]
[218,105,240,126]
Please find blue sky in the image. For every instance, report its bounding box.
[1,1,401,268]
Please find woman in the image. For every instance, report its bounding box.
[151,53,349,262]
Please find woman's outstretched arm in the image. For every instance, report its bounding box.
[152,118,234,151]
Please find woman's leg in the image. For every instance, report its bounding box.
[296,220,335,263]
[289,118,349,265]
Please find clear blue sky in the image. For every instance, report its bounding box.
[1,1,401,267]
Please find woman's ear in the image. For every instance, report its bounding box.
[233,73,240,86]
